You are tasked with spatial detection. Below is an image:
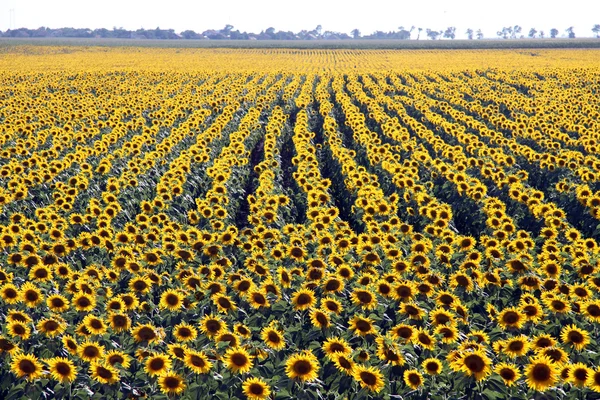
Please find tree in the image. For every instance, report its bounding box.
[417,27,423,40]
[351,29,361,39]
[181,30,201,39]
[426,29,441,40]
[593,24,600,38]
[476,29,484,40]
[466,28,474,40]
[397,26,412,40]
[566,26,575,38]
[550,28,559,38]
[497,27,511,39]
[511,25,522,39]
[443,27,456,39]
[539,30,545,38]
[220,24,234,38]
[264,27,276,38]
[528,28,537,38]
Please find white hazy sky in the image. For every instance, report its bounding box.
[1,0,599,38]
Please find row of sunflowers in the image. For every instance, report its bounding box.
[1,47,600,399]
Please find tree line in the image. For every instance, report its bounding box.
[1,24,599,40]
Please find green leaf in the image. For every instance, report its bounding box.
[275,389,291,399]
[482,389,505,400]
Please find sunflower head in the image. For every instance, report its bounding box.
[525,355,559,392]
[285,351,320,382]
[242,377,271,400]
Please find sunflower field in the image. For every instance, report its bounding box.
[1,46,600,399]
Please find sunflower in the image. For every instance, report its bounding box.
[158,372,186,395]
[158,289,184,312]
[89,362,119,384]
[215,331,240,348]
[422,358,443,375]
[560,324,590,351]
[568,362,590,387]
[455,350,492,381]
[261,326,286,350]
[520,302,544,323]
[73,293,96,312]
[331,353,355,375]
[131,323,161,344]
[46,294,70,313]
[323,337,353,361]
[78,340,105,363]
[435,325,460,344]
[10,353,43,381]
[288,245,306,261]
[536,346,569,365]
[82,315,107,336]
[285,351,320,382]
[105,350,131,369]
[239,286,264,307]
[587,366,600,393]
[525,355,559,392]
[403,369,424,390]
[20,282,44,308]
[349,315,377,337]
[503,335,530,358]
[400,301,426,320]
[170,322,197,342]
[234,323,252,339]
[62,335,78,355]
[413,327,436,350]
[224,346,254,374]
[390,323,415,343]
[167,343,188,360]
[213,294,237,314]
[375,335,405,366]
[242,377,271,400]
[199,314,226,338]
[6,310,32,324]
[0,336,18,355]
[185,350,213,374]
[350,288,378,310]
[0,283,20,304]
[336,264,355,280]
[129,276,152,294]
[374,279,393,298]
[145,354,172,377]
[581,299,600,323]
[44,356,77,383]
[309,308,331,329]
[291,288,316,311]
[108,313,131,332]
[449,272,474,292]
[545,296,570,314]
[321,296,343,315]
[497,307,526,330]
[37,316,66,337]
[277,267,293,288]
[391,280,417,302]
[495,362,521,387]
[322,276,344,294]
[531,334,557,350]
[429,308,455,326]
[7,320,31,340]
[353,365,385,393]
[435,290,458,308]
[468,330,489,344]
[29,265,53,282]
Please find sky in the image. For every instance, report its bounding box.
[1,0,599,38]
